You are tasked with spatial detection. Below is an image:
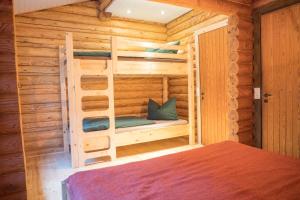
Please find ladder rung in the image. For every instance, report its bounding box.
[80,68,108,76]
[81,110,110,118]
[81,130,113,138]
[83,150,110,160]
[80,90,109,97]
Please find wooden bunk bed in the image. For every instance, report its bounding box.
[60,32,195,168]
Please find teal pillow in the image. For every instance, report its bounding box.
[147,98,178,120]
[145,41,180,54]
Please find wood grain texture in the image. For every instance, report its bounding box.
[261,4,300,158]
[15,1,167,156]
[228,13,254,145]
[253,0,274,8]
[15,0,255,156]
[0,0,27,199]
[153,0,252,15]
[199,26,229,145]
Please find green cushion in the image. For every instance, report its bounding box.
[74,51,111,57]
[145,41,180,54]
[147,98,178,120]
[83,116,155,132]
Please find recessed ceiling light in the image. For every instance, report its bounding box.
[161,10,165,15]
[126,9,131,14]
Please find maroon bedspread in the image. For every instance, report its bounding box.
[66,141,300,200]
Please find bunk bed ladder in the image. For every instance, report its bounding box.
[74,59,116,167]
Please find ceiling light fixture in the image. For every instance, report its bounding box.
[126,9,132,14]
[161,10,165,15]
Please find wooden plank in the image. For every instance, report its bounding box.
[167,11,217,36]
[49,5,167,33]
[16,12,167,41]
[65,33,78,167]
[115,61,187,75]
[118,39,186,51]
[153,0,252,15]
[115,124,189,146]
[163,77,168,102]
[198,26,229,145]
[261,3,300,158]
[106,39,117,161]
[82,135,110,152]
[59,46,69,153]
[167,15,228,42]
[194,30,201,144]
[117,50,187,60]
[167,10,205,29]
[187,43,195,145]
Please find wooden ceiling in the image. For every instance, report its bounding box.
[15,0,266,15]
[14,0,87,14]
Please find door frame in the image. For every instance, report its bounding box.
[194,19,229,145]
[253,0,300,148]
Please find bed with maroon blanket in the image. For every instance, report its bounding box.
[64,141,300,200]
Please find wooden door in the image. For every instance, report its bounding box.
[199,26,229,145]
[261,3,300,158]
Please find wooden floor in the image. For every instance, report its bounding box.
[26,137,200,200]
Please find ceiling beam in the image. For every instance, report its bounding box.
[151,0,251,16]
[97,0,113,21]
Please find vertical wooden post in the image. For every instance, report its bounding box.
[111,36,118,74]
[74,59,86,167]
[65,32,78,168]
[163,76,168,103]
[59,46,70,153]
[187,41,195,145]
[194,33,202,145]
[109,36,117,160]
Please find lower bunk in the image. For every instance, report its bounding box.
[63,141,300,200]
[83,116,187,133]
[82,116,189,152]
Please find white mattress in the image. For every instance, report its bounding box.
[116,119,188,133]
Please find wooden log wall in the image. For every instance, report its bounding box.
[15,0,254,156]
[82,77,164,116]
[15,1,167,156]
[0,0,27,199]
[228,14,254,145]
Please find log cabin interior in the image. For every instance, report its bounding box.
[0,0,299,199]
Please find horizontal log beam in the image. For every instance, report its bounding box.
[97,0,113,21]
[152,0,252,16]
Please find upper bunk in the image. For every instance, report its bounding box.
[64,32,191,76]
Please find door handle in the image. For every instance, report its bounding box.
[263,93,272,98]
[263,93,272,103]
[201,92,205,100]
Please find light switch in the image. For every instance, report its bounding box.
[254,88,261,99]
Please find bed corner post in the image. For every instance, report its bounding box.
[187,38,195,145]
[109,36,117,160]
[59,45,70,153]
[65,32,79,168]
[194,31,202,145]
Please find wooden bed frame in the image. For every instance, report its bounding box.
[60,32,195,168]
